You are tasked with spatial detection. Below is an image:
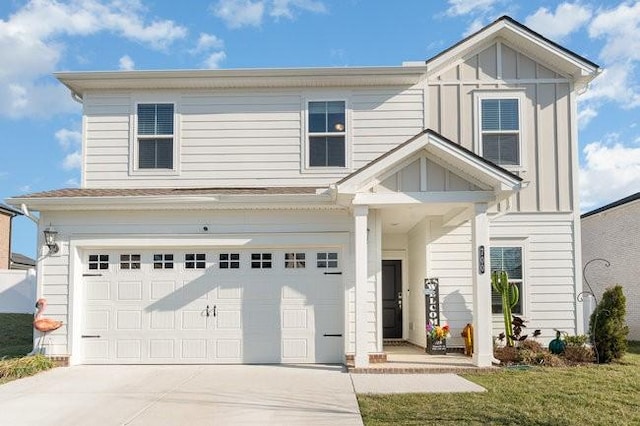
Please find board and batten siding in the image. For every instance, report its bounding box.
[424,213,577,347]
[82,87,424,189]
[428,42,576,214]
[36,208,383,358]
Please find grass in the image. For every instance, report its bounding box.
[358,342,640,426]
[0,313,54,384]
[0,313,35,358]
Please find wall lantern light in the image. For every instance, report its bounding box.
[43,226,59,254]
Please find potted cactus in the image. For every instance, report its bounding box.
[492,270,519,347]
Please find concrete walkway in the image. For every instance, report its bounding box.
[0,365,363,426]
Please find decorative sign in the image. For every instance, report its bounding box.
[424,278,440,327]
[479,245,485,274]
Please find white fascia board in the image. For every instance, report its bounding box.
[7,194,337,212]
[425,136,521,190]
[55,66,428,94]
[352,191,495,207]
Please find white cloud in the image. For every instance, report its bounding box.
[55,128,81,151]
[192,33,224,53]
[212,0,326,28]
[463,18,485,37]
[62,151,82,171]
[525,3,591,41]
[577,106,598,129]
[589,1,640,63]
[55,127,82,171]
[580,136,640,211]
[270,0,326,19]
[212,0,265,28]
[445,0,498,17]
[65,178,80,188]
[203,51,227,69]
[0,0,187,118]
[119,55,135,70]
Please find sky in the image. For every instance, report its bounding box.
[1,0,639,259]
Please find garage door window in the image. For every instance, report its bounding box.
[285,253,306,269]
[154,254,174,269]
[185,253,206,269]
[219,253,240,269]
[251,253,272,269]
[317,252,338,268]
[120,254,141,270]
[88,255,109,270]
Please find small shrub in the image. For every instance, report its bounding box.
[563,345,595,363]
[564,334,589,347]
[0,355,54,381]
[590,285,629,363]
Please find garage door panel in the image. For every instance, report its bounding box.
[82,247,343,364]
[117,281,142,301]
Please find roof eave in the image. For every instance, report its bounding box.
[7,193,338,212]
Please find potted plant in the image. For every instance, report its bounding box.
[426,322,450,355]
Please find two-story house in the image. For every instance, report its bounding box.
[8,16,600,367]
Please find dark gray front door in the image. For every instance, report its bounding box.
[382,260,402,339]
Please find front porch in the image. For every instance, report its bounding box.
[348,342,496,374]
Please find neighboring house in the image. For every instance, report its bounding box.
[7,16,600,367]
[10,253,36,270]
[0,204,36,313]
[0,203,22,270]
[581,192,640,340]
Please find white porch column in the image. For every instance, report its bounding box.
[353,205,369,368]
[471,202,493,367]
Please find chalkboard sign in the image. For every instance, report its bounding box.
[424,278,440,327]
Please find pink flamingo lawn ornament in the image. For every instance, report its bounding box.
[33,298,63,354]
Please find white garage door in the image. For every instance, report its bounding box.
[81,248,344,364]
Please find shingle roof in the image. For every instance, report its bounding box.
[15,187,324,199]
[10,253,35,267]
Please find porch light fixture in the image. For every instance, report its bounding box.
[43,226,59,254]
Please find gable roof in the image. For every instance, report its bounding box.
[426,15,600,88]
[10,253,35,268]
[336,129,522,195]
[581,192,640,219]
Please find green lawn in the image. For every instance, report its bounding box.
[0,313,34,358]
[358,343,640,426]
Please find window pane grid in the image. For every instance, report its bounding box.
[120,254,141,270]
[308,101,345,167]
[490,246,523,314]
[481,98,520,166]
[219,253,240,269]
[285,252,306,269]
[185,253,206,269]
[137,103,174,169]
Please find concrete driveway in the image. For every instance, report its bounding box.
[0,365,363,425]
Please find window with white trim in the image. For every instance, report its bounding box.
[479,96,521,166]
[120,254,141,270]
[137,103,174,169]
[251,253,272,269]
[285,252,306,269]
[307,101,346,167]
[88,254,109,270]
[185,253,206,269]
[316,252,338,268]
[219,253,240,269]
[490,246,523,315]
[153,253,174,269]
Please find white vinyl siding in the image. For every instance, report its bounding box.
[82,87,424,188]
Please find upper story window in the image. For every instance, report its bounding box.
[137,103,174,169]
[308,101,346,168]
[476,93,524,168]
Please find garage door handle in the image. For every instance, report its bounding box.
[81,335,101,338]
[323,272,342,275]
[323,334,343,337]
[83,273,103,277]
